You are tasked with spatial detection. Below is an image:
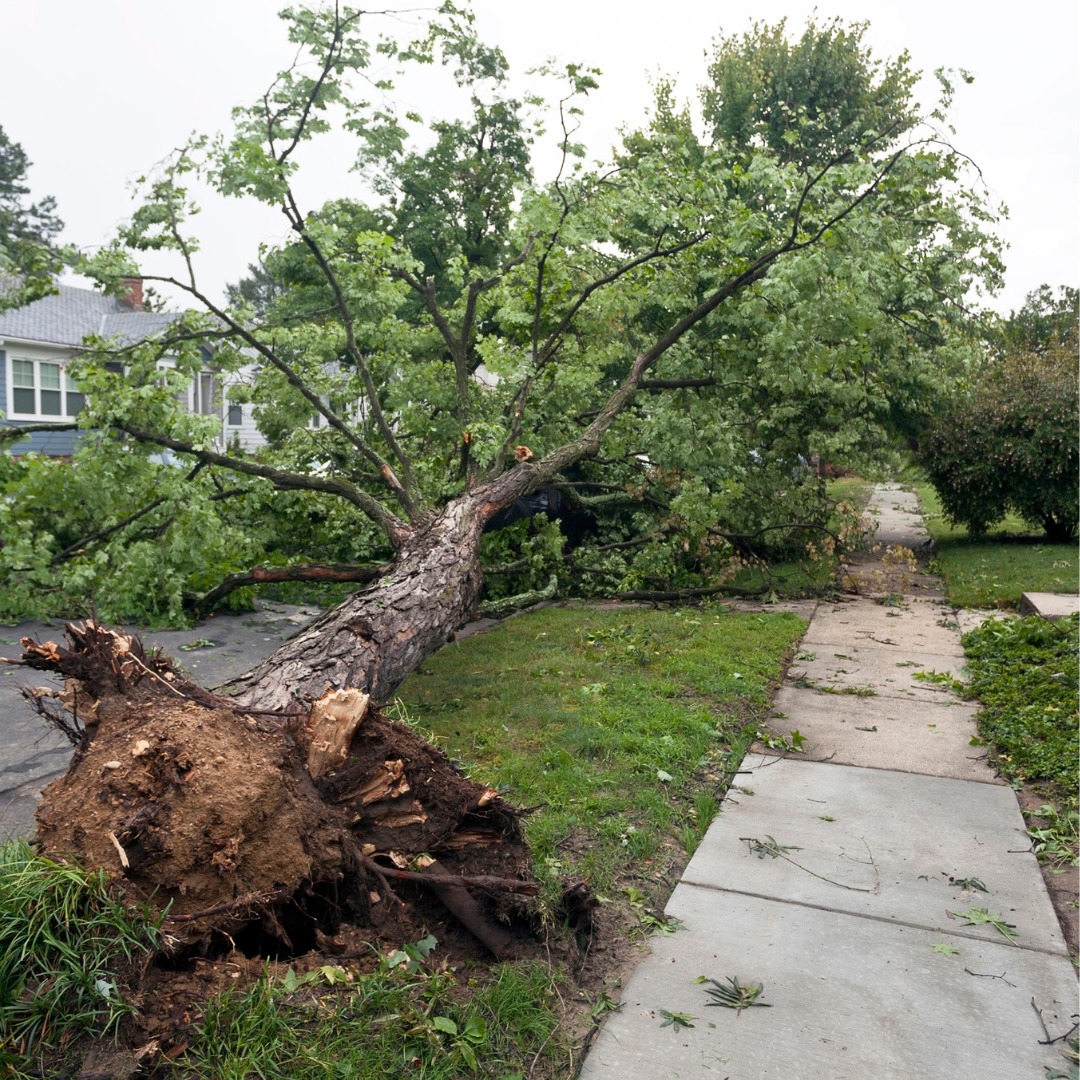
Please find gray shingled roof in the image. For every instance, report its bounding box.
[0,285,177,348]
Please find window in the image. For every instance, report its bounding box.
[193,371,218,416]
[227,403,243,426]
[6,355,84,419]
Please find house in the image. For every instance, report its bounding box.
[0,279,263,455]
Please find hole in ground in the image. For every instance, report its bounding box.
[154,882,348,967]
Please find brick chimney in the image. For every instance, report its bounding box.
[120,276,144,310]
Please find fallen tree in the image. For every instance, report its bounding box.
[4,6,1000,961]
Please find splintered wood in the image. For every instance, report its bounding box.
[304,688,371,779]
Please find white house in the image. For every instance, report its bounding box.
[0,279,265,455]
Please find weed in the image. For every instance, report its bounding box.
[697,976,771,1014]
[178,953,564,1078]
[659,1009,696,1031]
[624,886,684,937]
[962,615,1078,808]
[1024,805,1080,871]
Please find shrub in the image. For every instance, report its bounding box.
[918,331,1078,541]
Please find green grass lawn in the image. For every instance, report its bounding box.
[396,604,805,906]
[2,603,806,1080]
[962,614,1079,812]
[911,482,1078,609]
[907,479,1078,877]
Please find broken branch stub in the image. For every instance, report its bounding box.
[304,688,371,779]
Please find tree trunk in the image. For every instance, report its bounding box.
[223,489,492,712]
[14,472,556,964]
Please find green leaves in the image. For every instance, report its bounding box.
[4,7,1006,629]
[659,1009,696,1031]
[919,324,1078,543]
[697,975,771,1014]
[0,124,67,308]
[947,907,1018,946]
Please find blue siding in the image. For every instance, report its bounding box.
[2,424,82,456]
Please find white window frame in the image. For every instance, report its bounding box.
[192,369,219,417]
[5,354,85,421]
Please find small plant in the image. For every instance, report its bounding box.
[430,1015,489,1074]
[1025,805,1080,871]
[0,840,162,1060]
[659,1009,696,1032]
[962,615,1078,805]
[384,933,439,974]
[697,975,771,1015]
[640,913,685,936]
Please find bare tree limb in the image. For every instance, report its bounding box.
[187,561,386,617]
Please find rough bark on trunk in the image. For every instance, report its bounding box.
[223,481,498,712]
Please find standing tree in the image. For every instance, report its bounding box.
[0,124,66,308]
[8,5,1002,952]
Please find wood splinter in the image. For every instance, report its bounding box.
[305,688,370,779]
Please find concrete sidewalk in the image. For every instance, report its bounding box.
[582,484,1077,1079]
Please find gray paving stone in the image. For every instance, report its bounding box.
[786,645,965,703]
[1020,592,1080,621]
[682,759,1067,955]
[581,884,1078,1080]
[765,685,996,782]
[802,599,965,656]
[584,484,1078,1079]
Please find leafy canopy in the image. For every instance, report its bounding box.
[918,299,1078,542]
[0,124,66,308]
[2,4,1004,622]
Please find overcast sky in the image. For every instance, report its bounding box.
[2,0,1076,314]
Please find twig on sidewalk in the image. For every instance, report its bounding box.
[963,968,1016,987]
[739,836,880,893]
